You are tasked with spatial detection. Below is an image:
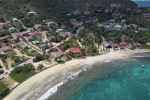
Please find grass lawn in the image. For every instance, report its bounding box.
[0,82,10,99]
[10,64,36,83]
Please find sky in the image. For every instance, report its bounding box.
[132,0,150,1]
[132,0,150,7]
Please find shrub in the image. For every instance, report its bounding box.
[10,64,35,82]
[0,82,10,99]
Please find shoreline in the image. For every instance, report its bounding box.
[4,49,150,100]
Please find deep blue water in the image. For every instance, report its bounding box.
[67,57,150,100]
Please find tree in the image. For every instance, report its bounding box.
[10,64,35,82]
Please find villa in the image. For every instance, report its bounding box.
[119,42,128,49]
[67,47,82,58]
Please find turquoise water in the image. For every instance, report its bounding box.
[67,57,150,100]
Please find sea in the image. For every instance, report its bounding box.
[49,53,150,100]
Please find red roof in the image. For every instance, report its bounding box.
[69,48,81,54]
[120,42,128,48]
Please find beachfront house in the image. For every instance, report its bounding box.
[67,47,82,58]
[102,40,113,51]
[119,42,128,49]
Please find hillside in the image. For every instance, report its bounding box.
[0,0,137,19]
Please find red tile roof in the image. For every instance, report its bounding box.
[69,48,81,54]
[120,42,128,48]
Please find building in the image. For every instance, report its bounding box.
[119,42,128,49]
[143,13,150,22]
[13,31,41,41]
[0,41,12,53]
[67,48,82,58]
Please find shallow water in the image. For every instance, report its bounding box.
[50,56,150,100]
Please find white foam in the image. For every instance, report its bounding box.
[38,82,64,100]
[38,70,83,100]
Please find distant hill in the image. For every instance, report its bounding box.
[0,0,137,19]
[46,0,137,16]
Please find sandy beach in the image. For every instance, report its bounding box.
[4,49,150,100]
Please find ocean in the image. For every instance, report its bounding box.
[50,53,150,100]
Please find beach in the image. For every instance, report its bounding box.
[4,49,150,100]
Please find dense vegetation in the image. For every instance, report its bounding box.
[0,82,10,99]
[0,0,136,19]
[10,64,35,82]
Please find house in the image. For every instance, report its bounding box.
[84,17,98,24]
[72,10,81,15]
[113,43,119,50]
[83,11,91,15]
[0,21,10,30]
[13,31,41,40]
[110,3,121,8]
[0,35,10,41]
[27,11,38,16]
[103,41,113,50]
[28,31,41,37]
[143,13,150,18]
[12,18,26,31]
[119,42,128,49]
[114,24,122,31]
[143,13,150,21]
[64,32,72,37]
[56,29,64,33]
[138,27,149,32]
[70,19,83,28]
[33,24,42,31]
[67,47,82,58]
[69,48,81,53]
[0,46,12,53]
[49,47,64,61]
[47,21,58,32]
[0,36,13,53]
[8,27,18,33]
